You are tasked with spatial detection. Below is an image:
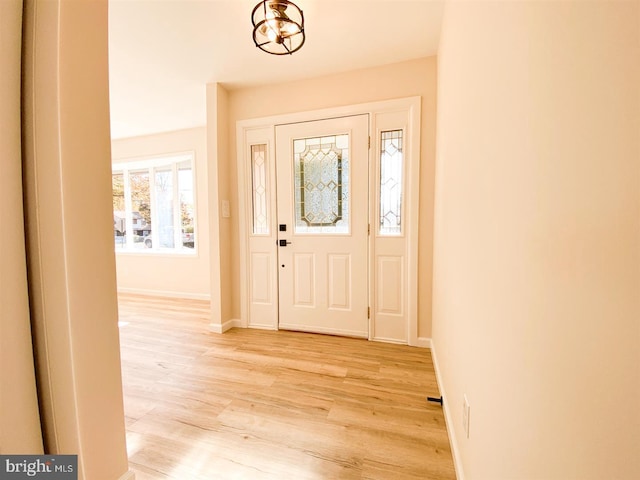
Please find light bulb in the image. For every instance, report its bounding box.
[266,16,280,40]
[283,22,299,35]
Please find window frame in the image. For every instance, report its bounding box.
[112,152,197,255]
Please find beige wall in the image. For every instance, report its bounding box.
[111,127,211,299]
[0,0,43,454]
[22,0,129,478]
[433,1,640,479]
[216,85,233,323]
[205,84,233,327]
[226,58,438,336]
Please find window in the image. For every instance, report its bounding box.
[379,130,404,235]
[251,144,269,235]
[293,134,350,234]
[112,154,196,253]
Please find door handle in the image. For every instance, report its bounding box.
[279,239,292,247]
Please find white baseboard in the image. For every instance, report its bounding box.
[416,336,432,348]
[118,470,136,480]
[248,323,278,330]
[117,287,210,301]
[430,341,464,480]
[209,318,241,334]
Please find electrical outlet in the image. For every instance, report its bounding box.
[462,395,470,438]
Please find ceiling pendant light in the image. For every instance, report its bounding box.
[252,0,305,55]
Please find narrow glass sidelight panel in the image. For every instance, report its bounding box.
[293,134,350,234]
[129,170,151,249]
[155,168,175,248]
[112,172,126,248]
[251,144,269,235]
[379,130,404,235]
[178,162,195,248]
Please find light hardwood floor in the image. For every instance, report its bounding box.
[118,293,456,480]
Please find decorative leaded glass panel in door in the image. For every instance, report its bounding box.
[293,134,350,234]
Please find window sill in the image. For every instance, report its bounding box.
[114,248,198,258]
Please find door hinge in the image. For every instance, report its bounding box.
[368,136,371,149]
[368,223,370,235]
[368,307,370,319]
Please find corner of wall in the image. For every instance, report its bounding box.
[117,470,136,480]
[429,339,465,480]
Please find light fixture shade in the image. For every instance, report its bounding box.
[252,0,305,55]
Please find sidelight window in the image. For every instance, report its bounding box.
[379,130,404,235]
[251,144,269,235]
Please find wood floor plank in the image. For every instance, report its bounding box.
[118,293,456,479]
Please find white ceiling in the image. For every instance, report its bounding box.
[108,0,444,139]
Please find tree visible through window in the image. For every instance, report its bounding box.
[112,155,196,253]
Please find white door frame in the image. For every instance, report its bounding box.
[236,97,421,345]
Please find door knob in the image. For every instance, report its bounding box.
[279,239,292,247]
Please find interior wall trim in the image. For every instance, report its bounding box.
[209,318,241,334]
[117,287,210,301]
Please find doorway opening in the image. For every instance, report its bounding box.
[236,97,421,345]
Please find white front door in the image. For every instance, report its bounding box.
[275,115,369,337]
